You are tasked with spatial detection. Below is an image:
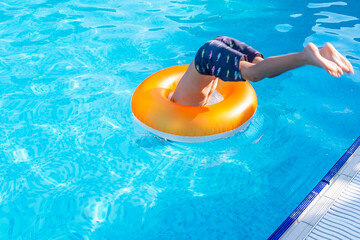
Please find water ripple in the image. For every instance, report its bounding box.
[315,11,358,23]
[308,1,347,8]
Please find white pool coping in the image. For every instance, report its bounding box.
[280,145,360,239]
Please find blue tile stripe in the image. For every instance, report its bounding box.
[268,136,360,240]
[347,137,360,154]
[322,152,352,184]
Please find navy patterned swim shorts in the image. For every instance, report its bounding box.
[194,36,263,81]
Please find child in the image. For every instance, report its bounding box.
[171,36,354,106]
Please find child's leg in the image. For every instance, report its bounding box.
[241,43,347,82]
[240,52,305,81]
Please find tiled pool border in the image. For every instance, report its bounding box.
[268,136,360,240]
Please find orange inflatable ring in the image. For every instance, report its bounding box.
[131,65,257,143]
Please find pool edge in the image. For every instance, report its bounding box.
[268,136,360,240]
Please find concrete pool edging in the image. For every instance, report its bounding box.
[268,136,360,240]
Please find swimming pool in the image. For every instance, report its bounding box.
[0,0,359,239]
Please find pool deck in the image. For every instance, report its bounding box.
[278,139,360,239]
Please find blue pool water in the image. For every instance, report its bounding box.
[0,0,359,239]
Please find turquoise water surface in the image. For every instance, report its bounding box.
[0,0,359,239]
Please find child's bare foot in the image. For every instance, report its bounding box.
[320,42,354,74]
[303,43,343,77]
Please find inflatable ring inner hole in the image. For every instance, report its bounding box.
[163,77,228,106]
